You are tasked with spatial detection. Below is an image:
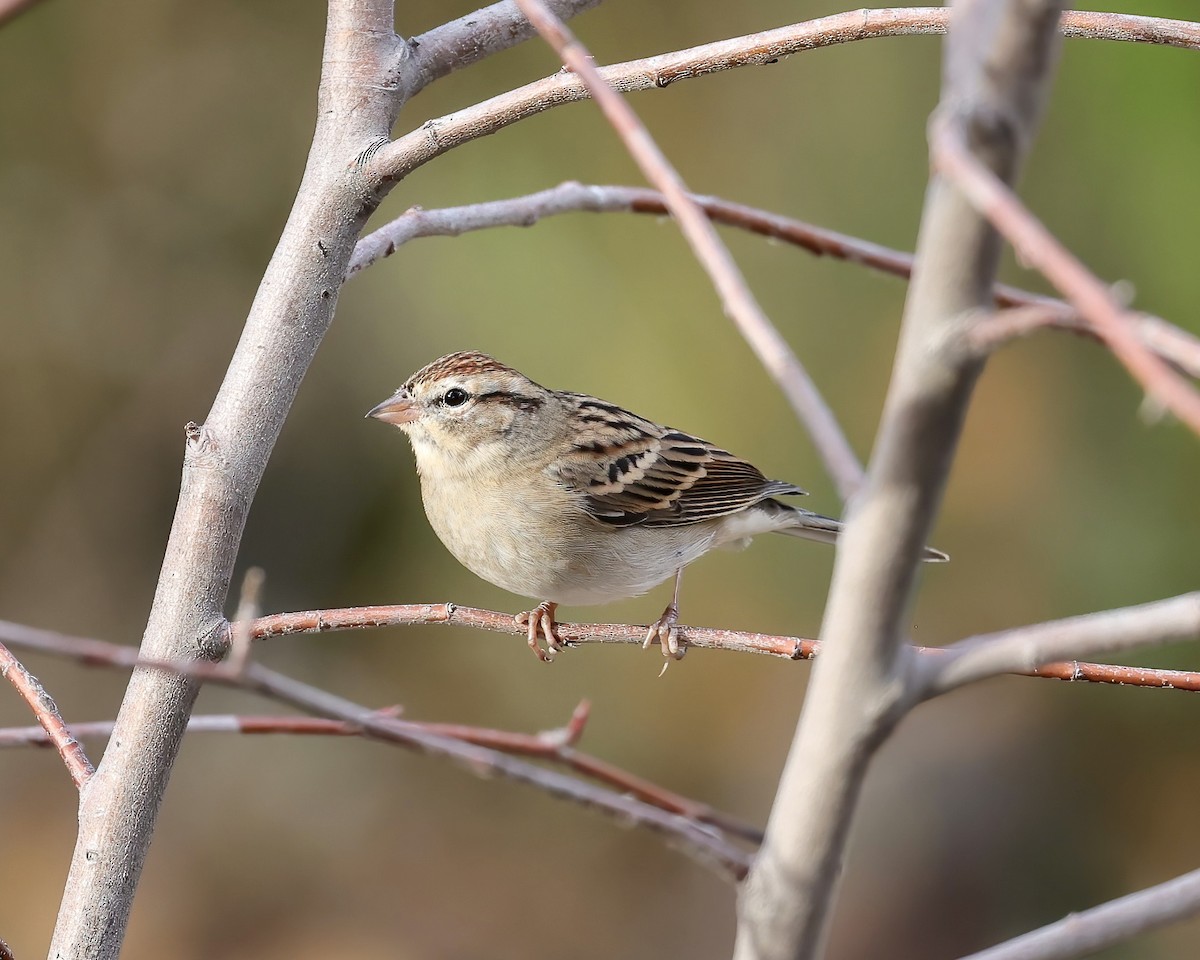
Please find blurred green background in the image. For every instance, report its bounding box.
[2,1,1198,957]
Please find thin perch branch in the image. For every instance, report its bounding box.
[0,640,93,789]
[6,597,1200,695]
[513,0,865,500]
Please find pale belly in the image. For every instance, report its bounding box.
[421,477,719,605]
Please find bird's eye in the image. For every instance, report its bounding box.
[442,388,470,407]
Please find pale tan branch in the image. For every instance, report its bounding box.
[407,0,605,90]
[924,593,1200,697]
[734,2,1069,958]
[49,2,410,956]
[0,641,93,789]
[957,867,1200,960]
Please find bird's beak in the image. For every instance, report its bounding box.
[365,387,419,425]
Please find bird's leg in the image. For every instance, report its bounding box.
[516,600,561,662]
[644,568,686,660]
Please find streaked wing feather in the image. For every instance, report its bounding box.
[551,395,805,528]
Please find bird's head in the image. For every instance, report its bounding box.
[367,351,555,473]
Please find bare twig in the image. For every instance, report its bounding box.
[228,567,265,677]
[933,121,1200,436]
[370,9,1200,186]
[923,593,1200,697]
[6,596,1200,700]
[3,623,753,878]
[957,867,1200,960]
[244,603,816,658]
[348,181,1200,379]
[514,0,864,500]
[734,3,1069,958]
[407,0,605,90]
[0,640,93,789]
[0,705,762,845]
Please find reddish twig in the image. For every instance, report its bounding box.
[923,593,1200,696]
[0,703,762,844]
[348,181,1200,379]
[0,621,753,878]
[5,608,1199,693]
[253,604,1200,693]
[512,0,866,500]
[932,120,1200,436]
[0,640,93,789]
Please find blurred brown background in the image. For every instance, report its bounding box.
[2,1,1199,957]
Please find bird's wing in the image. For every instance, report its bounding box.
[550,394,805,528]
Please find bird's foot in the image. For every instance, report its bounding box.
[516,601,561,662]
[643,602,686,661]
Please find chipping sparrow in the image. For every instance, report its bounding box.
[367,351,947,662]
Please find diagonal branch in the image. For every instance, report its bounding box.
[347,181,1200,379]
[1,624,754,879]
[922,593,1200,698]
[0,640,93,789]
[956,866,1200,960]
[0,706,763,845]
[513,0,864,499]
[933,122,1200,435]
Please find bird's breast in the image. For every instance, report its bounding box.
[417,471,717,606]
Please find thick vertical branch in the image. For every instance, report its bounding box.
[47,4,408,957]
[733,2,1067,959]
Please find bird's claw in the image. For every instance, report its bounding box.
[517,601,561,662]
[643,602,686,661]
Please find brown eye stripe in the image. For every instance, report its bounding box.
[475,390,543,411]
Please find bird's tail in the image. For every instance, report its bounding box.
[776,506,949,562]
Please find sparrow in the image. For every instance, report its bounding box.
[367,351,947,662]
